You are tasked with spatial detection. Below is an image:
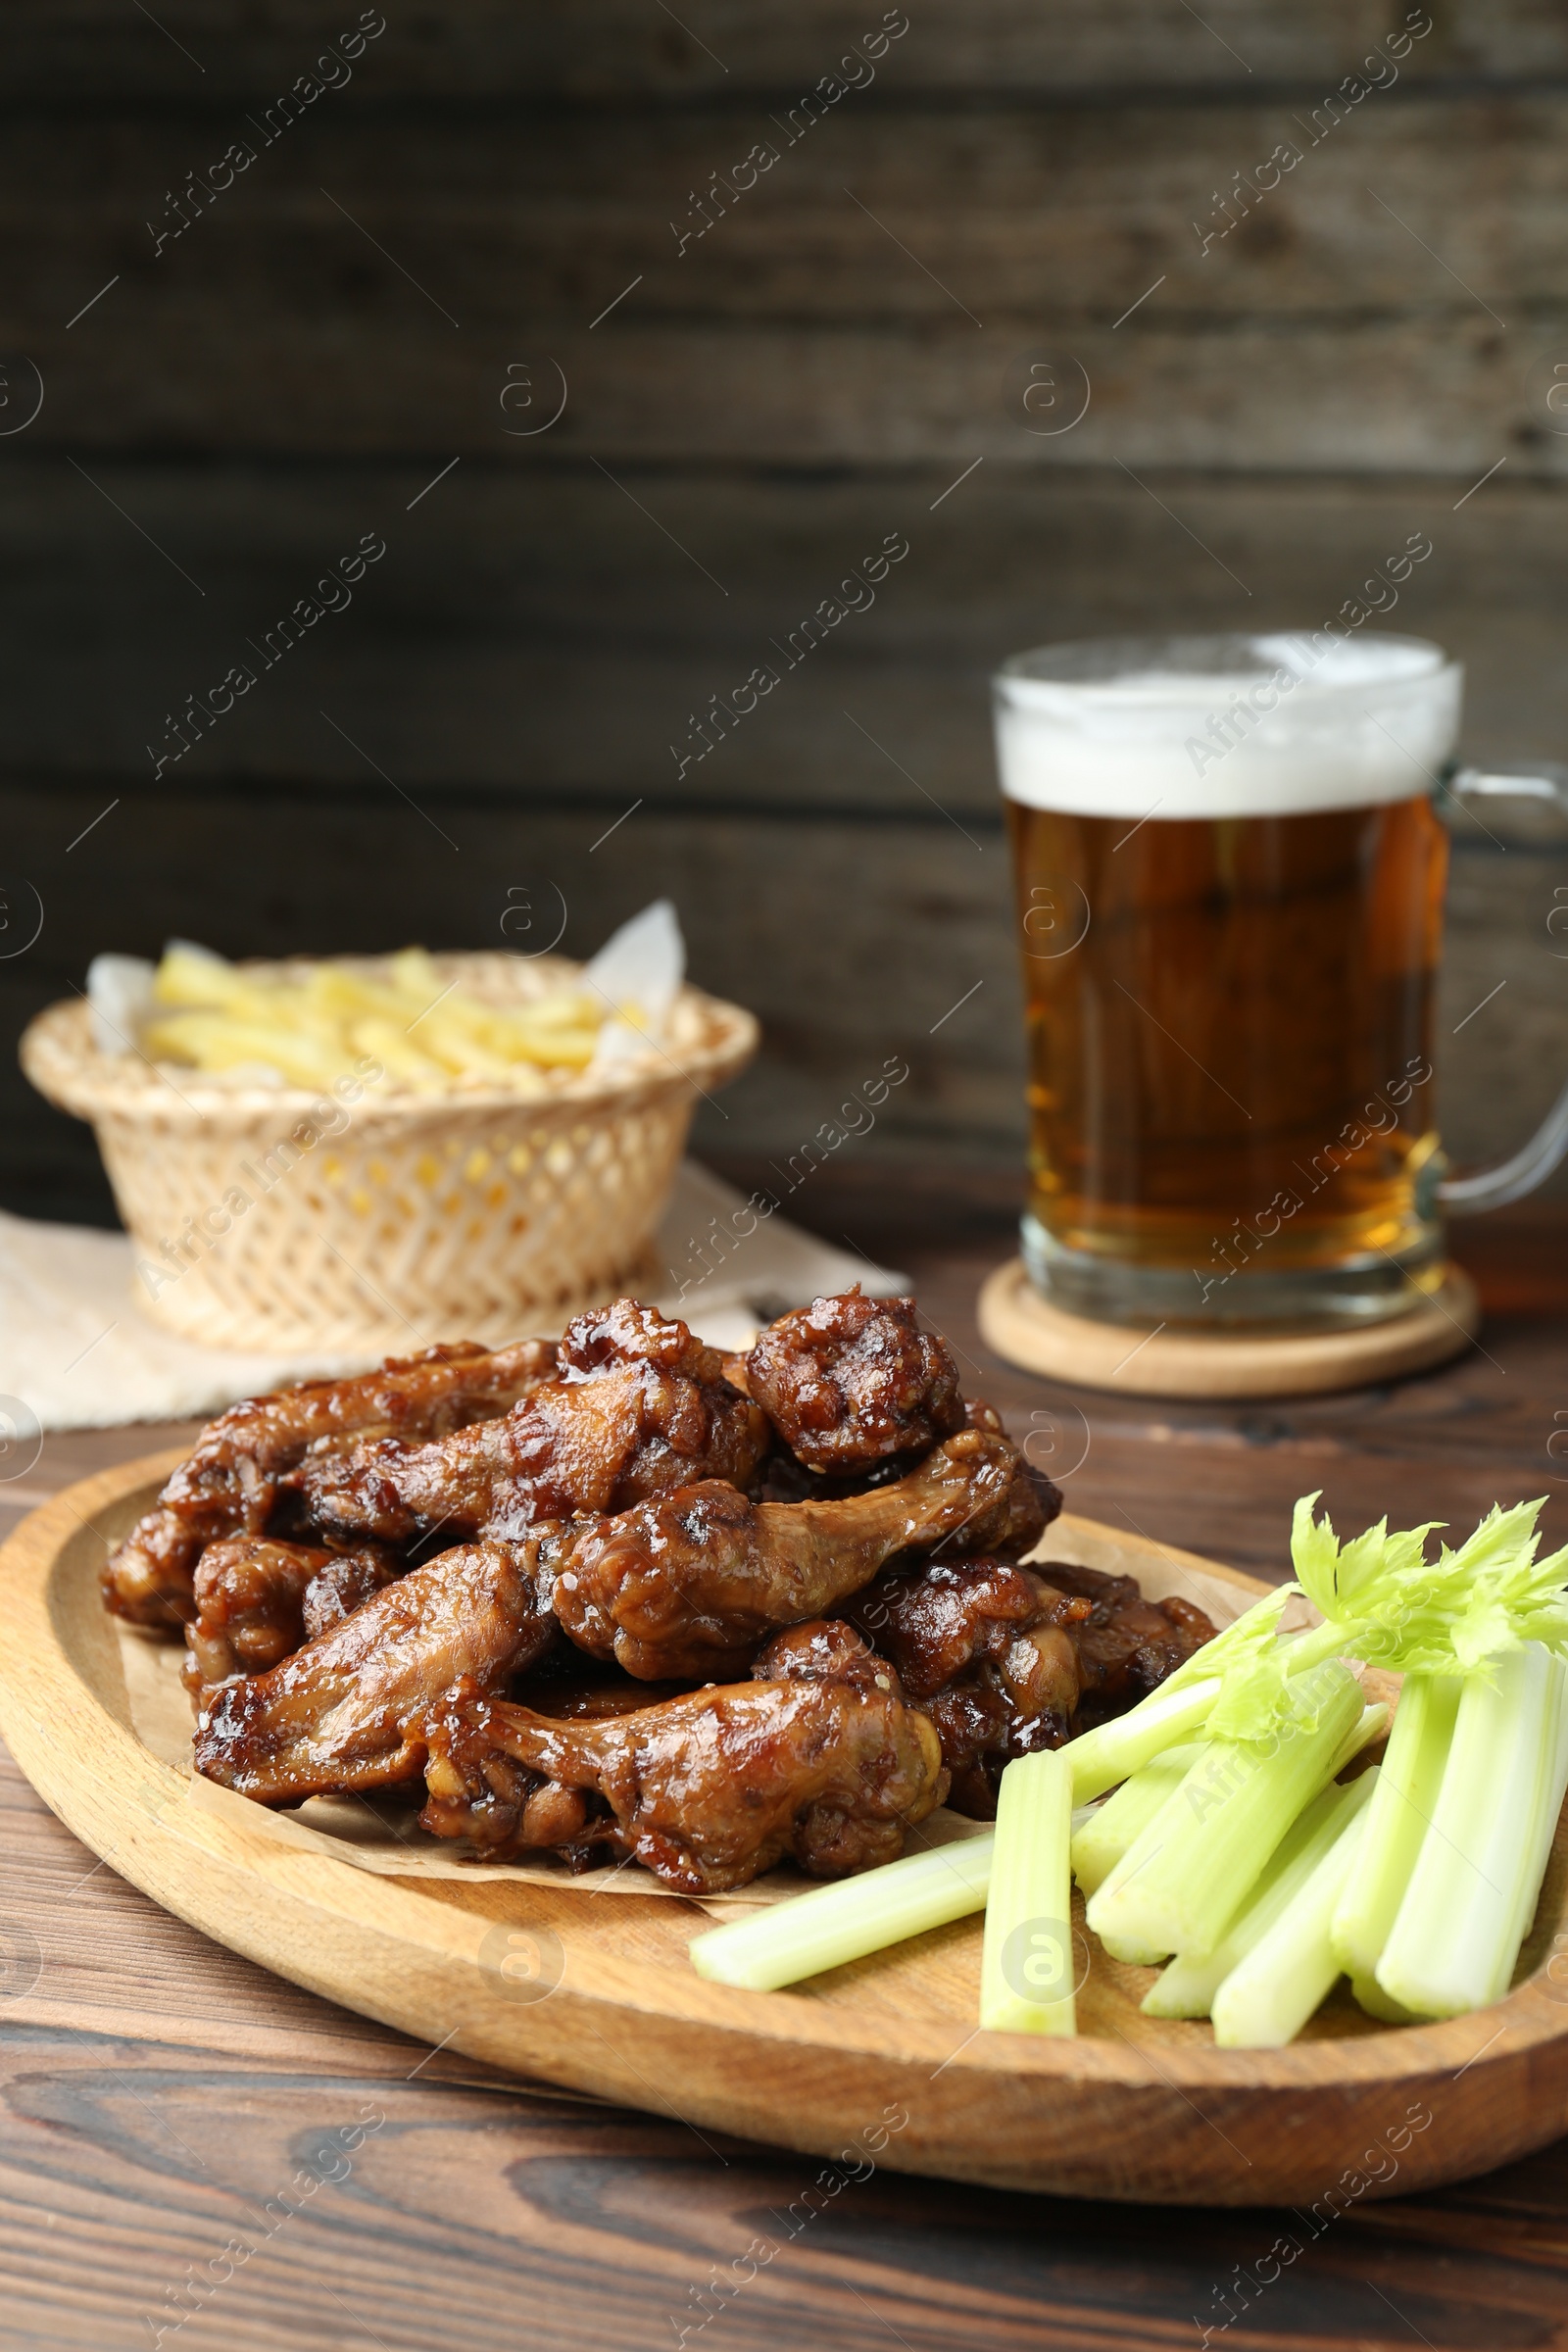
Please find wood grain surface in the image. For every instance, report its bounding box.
[13,471,1568,811]
[2,104,1560,467]
[5,1,1568,2316]
[2,1193,1568,2346]
[9,1,1568,1230]
[7,461,1568,1224]
[7,3,1566,96]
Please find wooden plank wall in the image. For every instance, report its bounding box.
[3,1,1568,1222]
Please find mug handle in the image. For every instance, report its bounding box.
[1436,762,1568,1212]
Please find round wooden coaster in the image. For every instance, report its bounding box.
[976,1256,1481,1401]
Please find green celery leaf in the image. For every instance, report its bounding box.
[1161,1583,1295,1698]
[1289,1494,1568,1678]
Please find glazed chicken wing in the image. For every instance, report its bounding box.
[161,1282,1209,1895]
[842,1553,1063,1701]
[544,1423,1055,1681]
[752,1391,1012,1506]
[419,1619,948,1892]
[288,1304,768,1545]
[300,1545,405,1642]
[554,1296,726,1383]
[745,1289,965,1472]
[192,1540,555,1802]
[182,1535,402,1698]
[507,1647,701,1720]
[105,1339,557,1628]
[845,1554,1217,1816]
[189,1420,1049,1804]
[1039,1562,1218,1731]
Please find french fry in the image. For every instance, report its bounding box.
[142,944,616,1085]
[387,945,445,1003]
[153,944,278,1021]
[142,1012,347,1090]
[411,1011,519,1079]
[505,990,603,1031]
[497,1022,602,1069]
[302,965,407,1025]
[344,1016,450,1085]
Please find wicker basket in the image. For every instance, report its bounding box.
[21,951,758,1353]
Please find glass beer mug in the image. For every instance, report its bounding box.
[995,631,1568,1326]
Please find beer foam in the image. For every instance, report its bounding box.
[994,632,1461,820]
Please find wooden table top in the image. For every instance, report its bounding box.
[4,1195,1568,2350]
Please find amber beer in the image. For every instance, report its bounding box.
[995,635,1462,1322]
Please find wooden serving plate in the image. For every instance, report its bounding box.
[3,1453,1567,2206]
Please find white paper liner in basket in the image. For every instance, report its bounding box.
[22,949,759,1355]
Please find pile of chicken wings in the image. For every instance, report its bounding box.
[104,1291,1214,1894]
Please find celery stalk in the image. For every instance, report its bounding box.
[1070,1743,1204,1898]
[1495,1650,1568,1990]
[979,1750,1076,2034]
[1064,1587,1346,1808]
[1065,1676,1222,1805]
[1211,1800,1372,2047]
[1097,1928,1170,1966]
[1341,1700,1391,1762]
[1081,1794,1182,1959]
[1350,1975,1417,2025]
[689,1837,992,1992]
[1136,1701,1384,2019]
[1086,1662,1362,1961]
[1083,1697,1383,1947]
[1144,1769,1377,2019]
[1331,1673,1461,1987]
[1376,1644,1565,2019]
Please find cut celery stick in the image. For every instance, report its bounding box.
[1061,1589,1352,1810]
[1087,1662,1362,1961]
[1070,1743,1203,1898]
[1064,1677,1222,1805]
[980,1750,1076,2034]
[1098,1929,1170,1966]
[1350,1974,1418,2026]
[1331,1673,1461,1987]
[1495,1650,1568,1995]
[1088,1699,1382,1977]
[1144,1766,1378,2020]
[1377,1644,1562,2019]
[689,1836,993,1992]
[1323,1696,1389,1787]
[1341,1700,1390,1762]
[1082,1783,1187,1935]
[1211,1801,1372,2047]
